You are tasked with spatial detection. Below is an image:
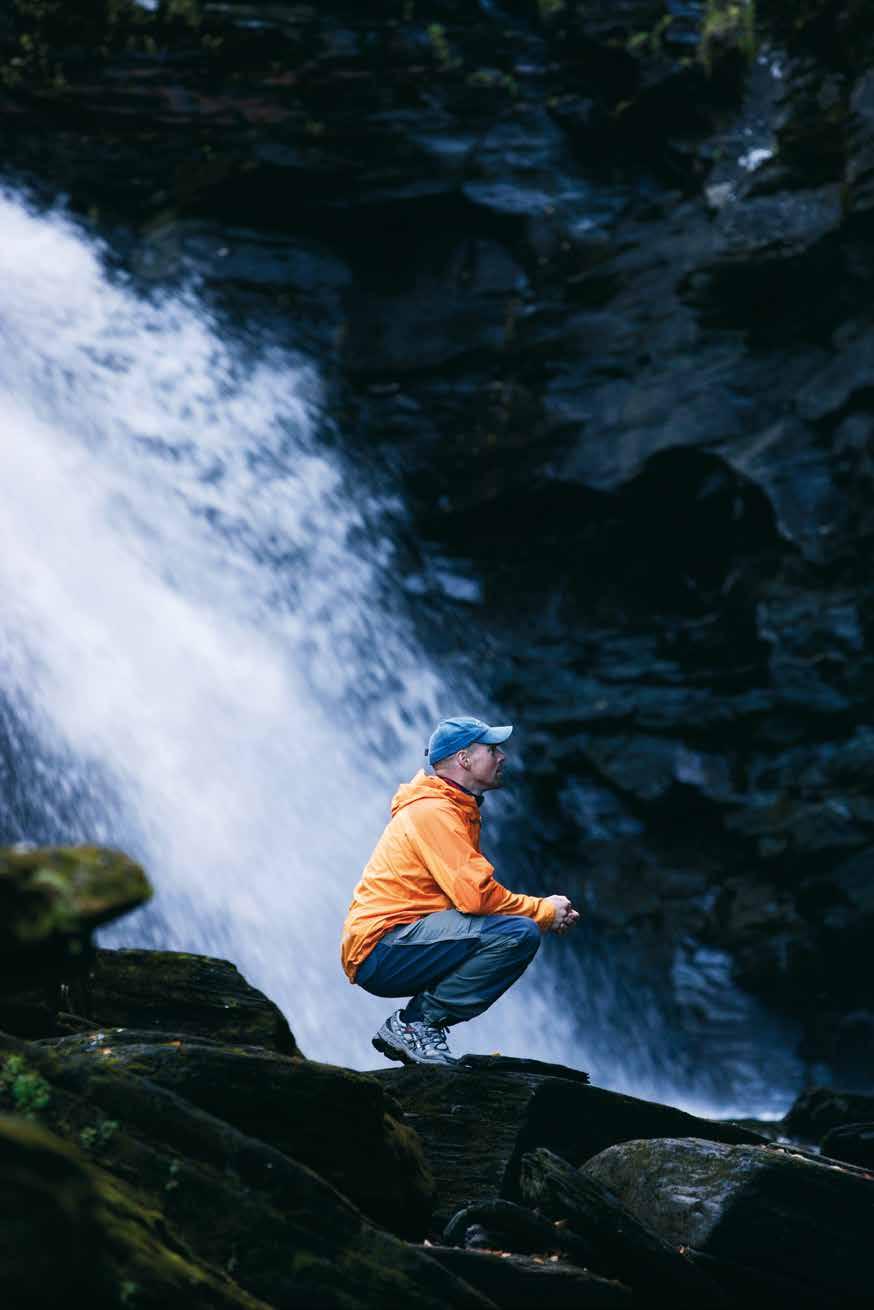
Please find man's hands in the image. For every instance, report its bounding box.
[544,894,580,935]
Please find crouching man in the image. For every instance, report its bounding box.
[340,716,579,1066]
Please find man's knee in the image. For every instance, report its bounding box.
[482,914,541,959]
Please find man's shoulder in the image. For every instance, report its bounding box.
[394,792,465,831]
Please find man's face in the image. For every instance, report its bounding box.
[461,740,507,792]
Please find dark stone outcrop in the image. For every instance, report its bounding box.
[0,1030,490,1310]
[41,1034,433,1240]
[782,1085,874,1140]
[374,1059,765,1227]
[820,1122,874,1171]
[0,839,869,1310]
[518,1146,730,1306]
[1,947,301,1054]
[582,1134,874,1306]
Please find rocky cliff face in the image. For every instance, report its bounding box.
[1,0,872,1092]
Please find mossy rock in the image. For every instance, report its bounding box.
[0,1112,116,1306]
[63,948,303,1055]
[582,1136,874,1303]
[0,1033,490,1309]
[45,1037,433,1238]
[372,1060,765,1231]
[0,845,151,972]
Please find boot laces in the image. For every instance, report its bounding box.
[421,1021,451,1056]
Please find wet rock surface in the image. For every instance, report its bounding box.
[582,1133,874,1305]
[0,946,301,1053]
[1,0,873,1098]
[374,1060,765,1227]
[0,863,871,1309]
[43,1035,434,1239]
[782,1084,874,1140]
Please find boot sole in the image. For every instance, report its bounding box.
[372,1032,458,1067]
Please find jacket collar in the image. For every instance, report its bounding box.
[438,775,484,808]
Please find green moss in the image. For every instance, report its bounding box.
[426,23,459,72]
[0,1054,51,1120]
[0,0,209,92]
[626,13,673,57]
[699,0,757,71]
[79,1118,118,1152]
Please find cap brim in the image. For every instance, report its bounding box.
[477,725,513,745]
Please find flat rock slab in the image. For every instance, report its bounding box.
[583,1136,874,1304]
[423,1244,630,1308]
[372,1059,765,1231]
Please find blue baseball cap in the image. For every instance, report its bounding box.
[426,716,513,767]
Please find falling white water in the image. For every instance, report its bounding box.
[0,188,590,1072]
[0,190,805,1115]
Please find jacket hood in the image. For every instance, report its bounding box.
[390,770,478,816]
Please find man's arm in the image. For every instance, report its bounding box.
[399,800,558,930]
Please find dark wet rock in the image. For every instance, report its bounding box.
[0,1113,116,1309]
[372,1058,764,1229]
[0,947,301,1053]
[0,1032,490,1310]
[581,1135,874,1305]
[43,1035,433,1239]
[0,845,150,972]
[73,948,301,1055]
[0,1108,273,1308]
[782,1086,874,1140]
[820,1122,874,1171]
[442,1197,596,1267]
[683,1245,830,1308]
[519,1146,730,1306]
[422,1243,631,1309]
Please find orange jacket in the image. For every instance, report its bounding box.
[341,770,556,982]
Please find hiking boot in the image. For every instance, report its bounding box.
[372,1010,459,1066]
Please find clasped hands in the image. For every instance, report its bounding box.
[544,893,580,935]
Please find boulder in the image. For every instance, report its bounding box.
[782,1086,874,1140]
[819,1122,874,1171]
[0,1033,491,1310]
[0,845,150,972]
[373,1058,764,1228]
[518,1146,729,1306]
[43,1034,433,1239]
[0,1112,268,1309]
[582,1135,874,1305]
[0,947,302,1053]
[71,948,301,1055]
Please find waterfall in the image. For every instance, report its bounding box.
[0,187,583,1073]
[0,189,802,1114]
